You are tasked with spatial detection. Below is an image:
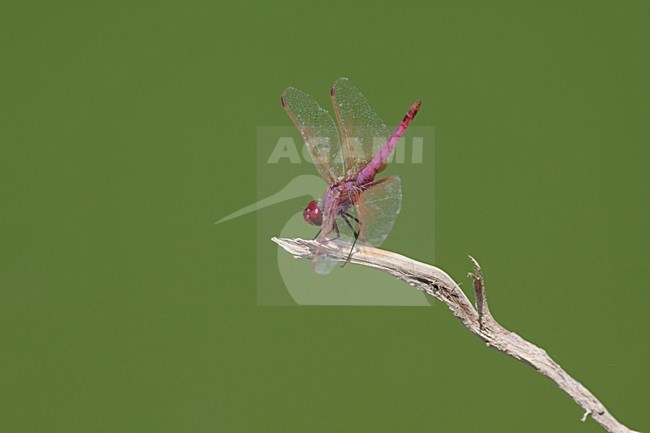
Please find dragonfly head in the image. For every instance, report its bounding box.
[303,200,323,226]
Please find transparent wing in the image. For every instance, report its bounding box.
[311,193,360,275]
[330,77,391,176]
[356,176,402,246]
[282,87,345,181]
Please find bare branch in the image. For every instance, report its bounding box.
[468,255,491,329]
[272,237,639,433]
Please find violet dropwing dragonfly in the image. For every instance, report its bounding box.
[281,78,421,274]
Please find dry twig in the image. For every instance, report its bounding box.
[272,237,638,433]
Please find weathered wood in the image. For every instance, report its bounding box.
[272,237,638,433]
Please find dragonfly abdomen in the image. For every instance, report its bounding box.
[356,100,421,185]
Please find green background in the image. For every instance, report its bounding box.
[1,1,647,432]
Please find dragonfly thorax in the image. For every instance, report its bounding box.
[303,200,323,226]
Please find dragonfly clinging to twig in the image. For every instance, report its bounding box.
[282,77,421,274]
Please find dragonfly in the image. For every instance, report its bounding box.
[281,77,421,274]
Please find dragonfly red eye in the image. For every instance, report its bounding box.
[303,200,322,226]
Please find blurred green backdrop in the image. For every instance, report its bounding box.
[1,1,647,432]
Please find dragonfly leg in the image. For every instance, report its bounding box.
[342,212,360,225]
[342,212,361,240]
[340,213,361,267]
[314,225,338,242]
[328,223,340,241]
[334,224,341,240]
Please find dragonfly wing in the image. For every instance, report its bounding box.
[331,77,391,176]
[312,249,339,274]
[356,176,402,246]
[282,86,345,181]
[311,194,359,274]
[312,198,340,274]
